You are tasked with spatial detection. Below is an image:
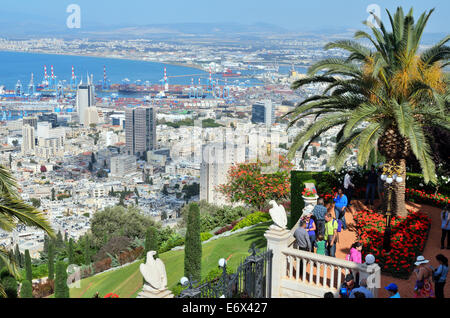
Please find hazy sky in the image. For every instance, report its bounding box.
[1,0,449,32]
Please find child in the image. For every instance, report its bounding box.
[347,242,363,263]
[314,234,326,255]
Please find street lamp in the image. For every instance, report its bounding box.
[380,159,403,253]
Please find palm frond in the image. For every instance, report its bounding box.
[0,194,55,238]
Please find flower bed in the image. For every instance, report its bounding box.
[405,188,450,208]
[353,209,431,279]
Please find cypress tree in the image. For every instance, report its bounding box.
[14,244,22,268]
[184,203,202,281]
[20,280,33,298]
[84,236,90,265]
[54,261,69,298]
[48,241,55,280]
[24,249,32,282]
[64,232,68,246]
[56,230,63,248]
[145,226,159,259]
[43,235,49,254]
[68,238,74,265]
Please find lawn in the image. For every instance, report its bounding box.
[68,222,271,298]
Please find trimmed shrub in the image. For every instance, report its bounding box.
[20,280,33,298]
[24,249,32,282]
[200,232,213,242]
[232,212,272,231]
[54,261,69,298]
[184,203,202,281]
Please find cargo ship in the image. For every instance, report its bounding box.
[221,69,241,77]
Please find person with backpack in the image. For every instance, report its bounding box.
[431,254,448,299]
[324,213,338,257]
[333,188,348,231]
[312,198,327,236]
[441,203,450,249]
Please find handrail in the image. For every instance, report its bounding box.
[281,247,370,272]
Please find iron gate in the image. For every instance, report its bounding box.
[177,244,273,298]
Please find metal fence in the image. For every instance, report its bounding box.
[177,244,273,298]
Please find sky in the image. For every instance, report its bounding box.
[0,0,449,32]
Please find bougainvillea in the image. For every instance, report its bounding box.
[217,155,292,210]
[353,209,431,278]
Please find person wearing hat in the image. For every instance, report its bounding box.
[385,283,400,298]
[339,273,359,298]
[413,255,435,298]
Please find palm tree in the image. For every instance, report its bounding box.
[286,7,449,217]
[0,165,55,296]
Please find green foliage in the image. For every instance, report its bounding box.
[1,276,17,298]
[54,261,69,298]
[231,212,272,231]
[158,233,184,254]
[24,250,32,282]
[48,240,55,280]
[30,198,41,208]
[184,203,202,281]
[145,226,159,259]
[202,118,223,128]
[20,280,33,298]
[182,183,200,201]
[56,230,64,248]
[68,238,74,265]
[200,232,213,242]
[84,236,90,265]
[90,205,158,248]
[181,201,253,233]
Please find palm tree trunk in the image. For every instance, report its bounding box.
[393,159,408,217]
[379,159,408,217]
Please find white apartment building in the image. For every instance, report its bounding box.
[110,155,137,177]
[21,124,35,155]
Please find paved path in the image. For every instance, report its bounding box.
[327,199,449,298]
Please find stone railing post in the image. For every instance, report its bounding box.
[264,225,292,298]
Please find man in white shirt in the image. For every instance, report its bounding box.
[344,170,355,206]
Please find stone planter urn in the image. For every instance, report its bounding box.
[302,195,319,209]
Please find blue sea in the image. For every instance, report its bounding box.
[0,51,306,91]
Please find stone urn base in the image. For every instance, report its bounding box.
[302,195,318,208]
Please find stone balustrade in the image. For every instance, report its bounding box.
[280,248,380,297]
[265,223,381,298]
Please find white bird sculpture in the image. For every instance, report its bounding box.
[268,200,287,229]
[140,251,168,291]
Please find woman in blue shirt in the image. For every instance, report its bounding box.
[432,254,448,299]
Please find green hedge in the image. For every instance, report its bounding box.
[231,212,272,231]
